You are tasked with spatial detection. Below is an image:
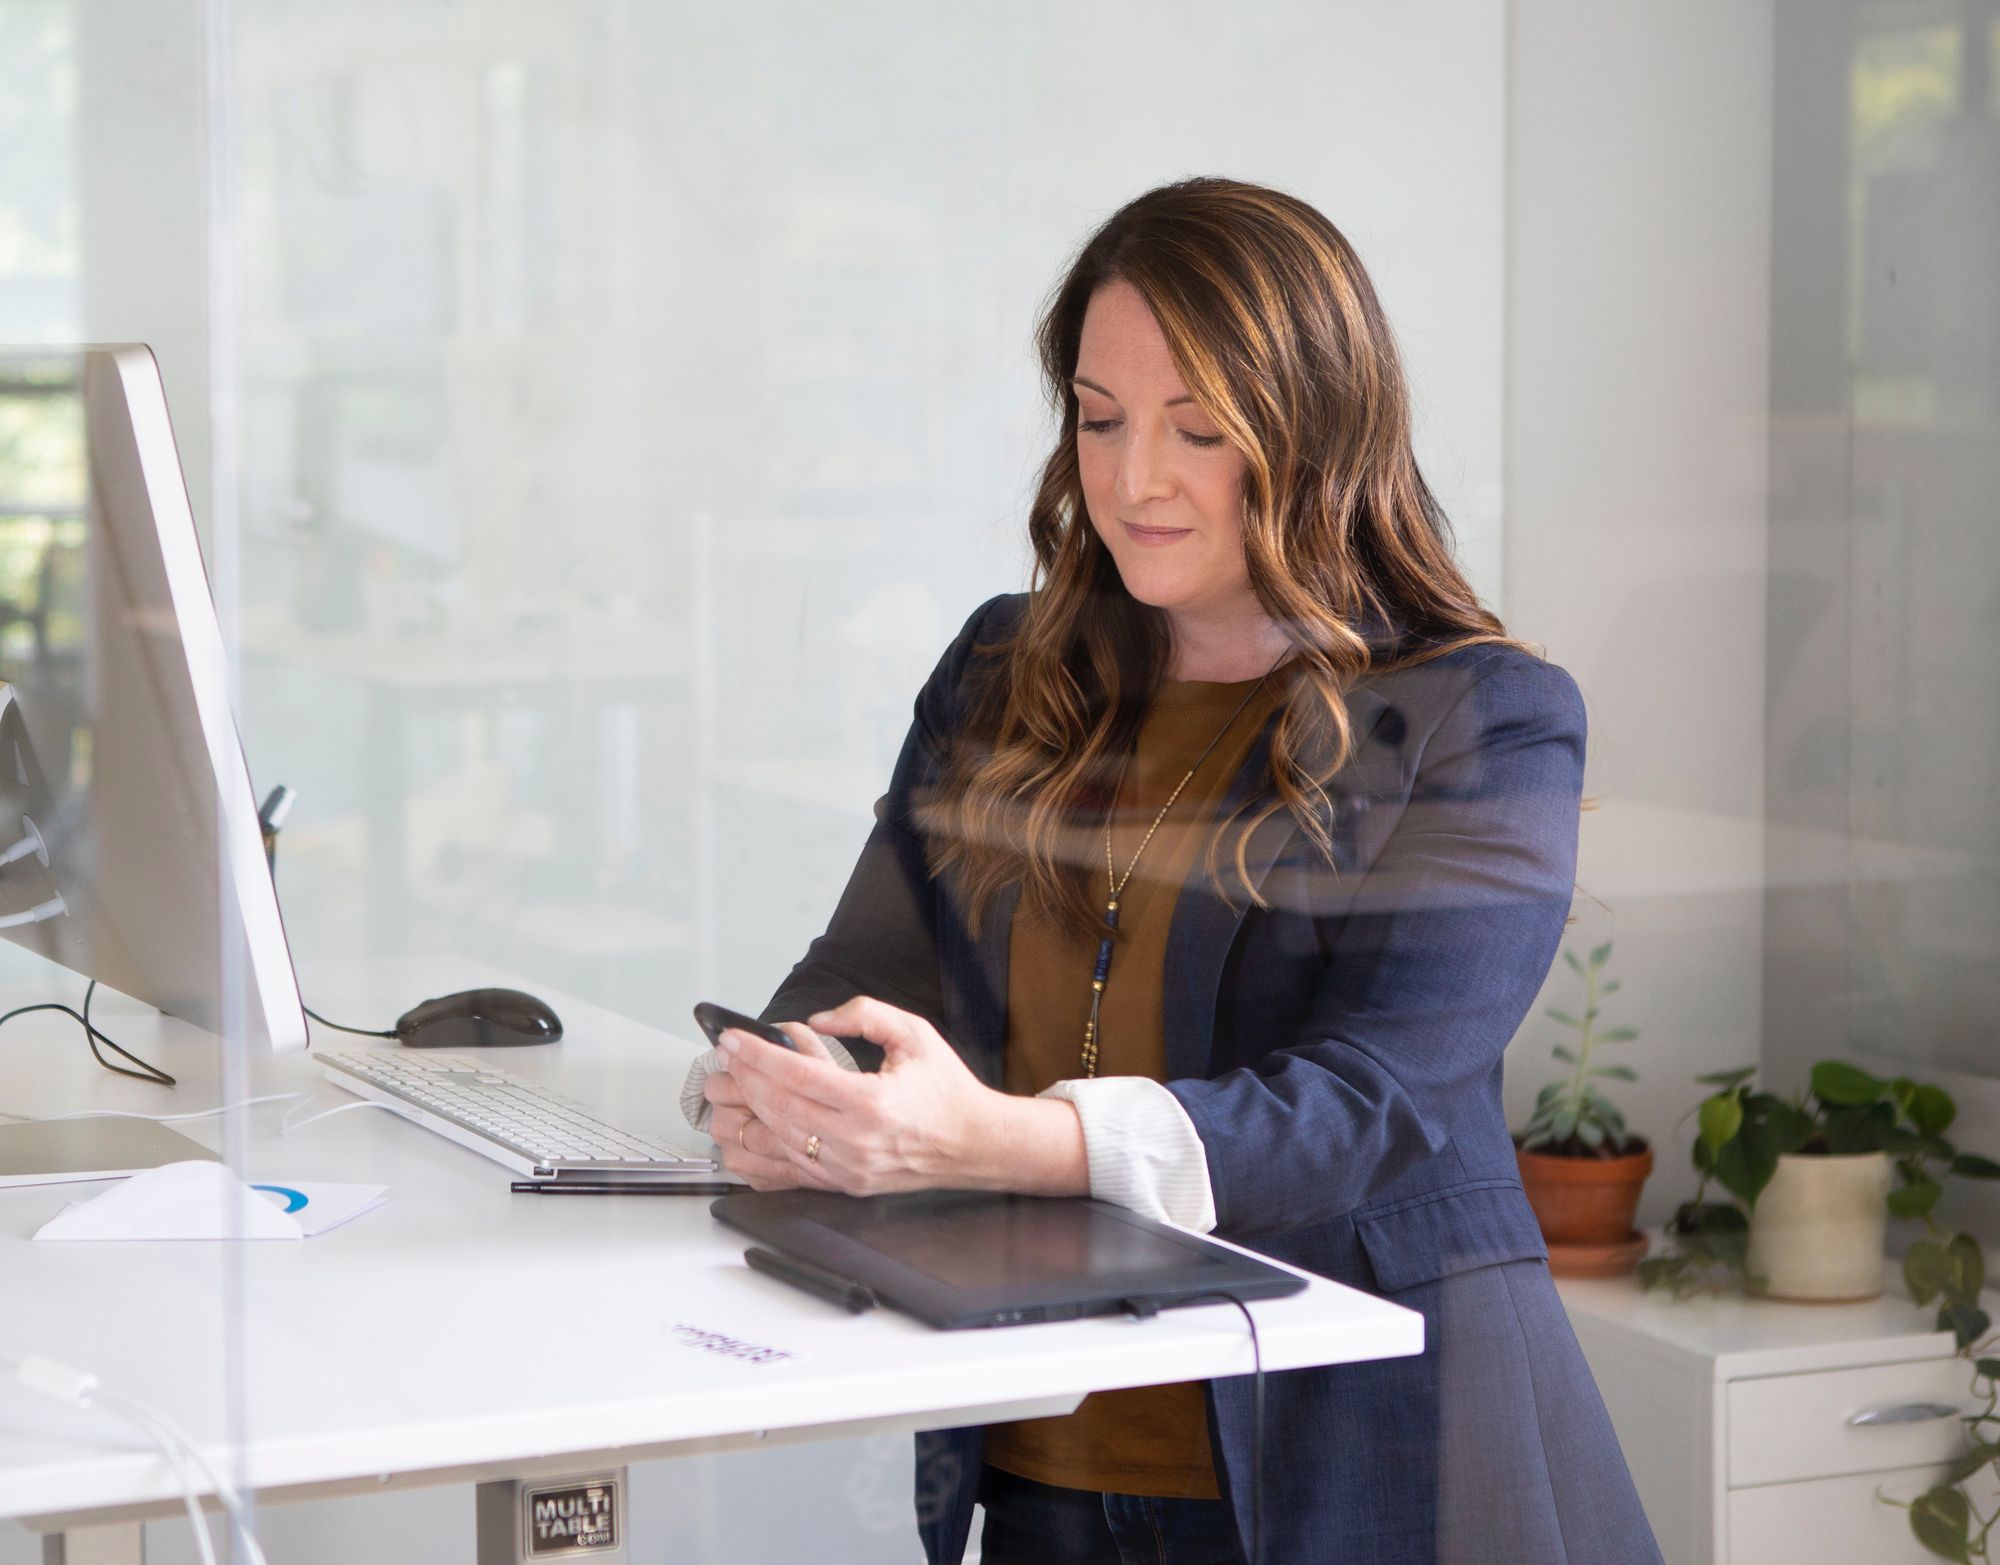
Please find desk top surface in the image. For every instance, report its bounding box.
[0,958,1422,1523]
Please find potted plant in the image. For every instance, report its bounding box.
[1641,1062,2000,1561]
[1513,941,1652,1276]
[1641,1062,2000,1307]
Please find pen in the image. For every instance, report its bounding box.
[511,1180,745,1196]
[743,1245,878,1313]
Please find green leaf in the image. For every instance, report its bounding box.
[1696,1065,1757,1090]
[1563,948,1584,975]
[1589,941,1612,968]
[1597,1027,1640,1043]
[1952,1153,2000,1180]
[1635,1256,1681,1292]
[1908,1485,1971,1562]
[1699,1093,1743,1159]
[1942,1440,2000,1487]
[1974,1357,2000,1382]
[1593,1064,1638,1082]
[1763,1100,1818,1156]
[1544,1008,1581,1029]
[1883,1127,1957,1160]
[1888,1179,1942,1220]
[1674,1201,1749,1235]
[1823,1100,1897,1154]
[1813,1060,1888,1107]
[1535,1081,1566,1107]
[1584,1096,1628,1136]
[1906,1240,1950,1306]
[1551,1105,1578,1144]
[1552,1045,1577,1064]
[1909,1084,1957,1136]
[1942,1303,1991,1353]
[1599,979,1621,995]
[1577,1120,1605,1149]
[1714,1124,1780,1208]
[1946,1233,1986,1302]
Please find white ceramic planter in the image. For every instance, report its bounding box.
[1747,1152,1892,1301]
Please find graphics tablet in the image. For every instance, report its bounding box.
[710,1189,1307,1329]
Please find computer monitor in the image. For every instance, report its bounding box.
[0,344,307,1057]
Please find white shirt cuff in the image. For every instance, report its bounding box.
[1036,1076,1217,1233]
[678,1033,858,1135]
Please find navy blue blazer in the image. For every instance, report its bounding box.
[761,593,1661,1565]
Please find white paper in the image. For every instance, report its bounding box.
[33,1159,387,1242]
[248,1178,388,1236]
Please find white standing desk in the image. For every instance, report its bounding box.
[0,963,1424,1558]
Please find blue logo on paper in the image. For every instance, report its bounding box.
[252,1184,308,1213]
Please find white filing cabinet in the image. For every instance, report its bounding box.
[1557,1264,1998,1565]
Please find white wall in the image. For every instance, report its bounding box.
[1502,0,1777,1225]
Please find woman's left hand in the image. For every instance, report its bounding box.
[704,996,1078,1196]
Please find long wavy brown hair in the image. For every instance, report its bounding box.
[926,176,1532,944]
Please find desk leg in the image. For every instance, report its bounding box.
[40,1523,143,1565]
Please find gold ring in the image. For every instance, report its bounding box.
[804,1133,821,1163]
[738,1118,752,1151]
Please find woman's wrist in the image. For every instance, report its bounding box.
[957,1090,1088,1196]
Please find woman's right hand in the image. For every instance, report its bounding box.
[703,1042,842,1192]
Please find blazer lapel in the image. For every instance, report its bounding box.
[957,677,1400,1086]
[1161,681,1398,1081]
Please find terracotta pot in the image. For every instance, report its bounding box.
[1746,1152,1891,1302]
[1515,1138,1654,1247]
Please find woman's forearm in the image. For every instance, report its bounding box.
[959,1092,1090,1196]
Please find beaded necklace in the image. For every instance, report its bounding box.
[1081,670,1274,1076]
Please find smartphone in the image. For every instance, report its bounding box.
[692,1001,800,1053]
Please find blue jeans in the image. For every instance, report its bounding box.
[975,1463,1245,1565]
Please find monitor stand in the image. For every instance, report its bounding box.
[0,1116,216,1188]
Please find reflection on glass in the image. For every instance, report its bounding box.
[1843,5,2000,1074]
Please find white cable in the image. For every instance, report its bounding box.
[5,1353,260,1565]
[0,1092,311,1125]
[96,1386,267,1565]
[0,894,65,930]
[278,1097,407,1138]
[114,1403,221,1565]
[0,817,48,870]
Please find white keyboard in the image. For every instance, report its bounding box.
[316,1049,717,1180]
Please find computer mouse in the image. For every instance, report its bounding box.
[394,988,563,1049]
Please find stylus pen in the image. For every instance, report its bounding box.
[510,1180,745,1196]
[743,1246,879,1313]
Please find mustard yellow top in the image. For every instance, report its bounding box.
[983,673,1283,1498]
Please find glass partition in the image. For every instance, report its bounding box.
[7,3,1992,1564]
[2,4,1510,1563]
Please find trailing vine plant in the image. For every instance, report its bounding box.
[1636,1063,2000,1560]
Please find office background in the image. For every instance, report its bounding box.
[1,0,1995,1561]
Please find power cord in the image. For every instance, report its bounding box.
[301,1005,395,1041]
[0,980,397,1089]
[5,1352,270,1565]
[1125,1290,1266,1565]
[0,981,176,1086]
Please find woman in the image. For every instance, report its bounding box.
[682,177,1661,1565]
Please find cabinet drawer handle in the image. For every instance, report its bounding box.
[1847,1402,1961,1427]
